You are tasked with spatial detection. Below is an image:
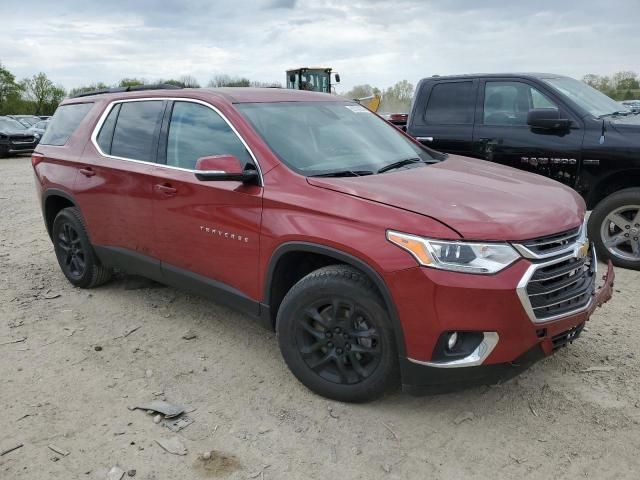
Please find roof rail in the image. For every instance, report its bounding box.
[71,84,183,98]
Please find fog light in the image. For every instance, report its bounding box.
[447,332,458,351]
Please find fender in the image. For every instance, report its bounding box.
[263,241,407,358]
[41,188,79,238]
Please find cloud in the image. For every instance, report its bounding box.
[266,0,297,9]
[0,0,638,93]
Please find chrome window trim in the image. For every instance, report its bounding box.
[408,332,499,368]
[516,246,597,324]
[512,220,587,260]
[89,97,264,184]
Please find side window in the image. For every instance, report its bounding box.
[166,101,252,170]
[483,81,558,126]
[96,103,121,154]
[424,81,474,125]
[39,103,93,146]
[110,101,164,162]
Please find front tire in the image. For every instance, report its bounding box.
[52,207,112,288]
[277,265,398,402]
[588,188,640,270]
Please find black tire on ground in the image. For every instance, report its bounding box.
[588,187,640,271]
[276,265,398,402]
[52,207,112,288]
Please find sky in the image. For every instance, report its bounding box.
[1,0,639,93]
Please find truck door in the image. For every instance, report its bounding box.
[408,79,478,156]
[472,79,582,187]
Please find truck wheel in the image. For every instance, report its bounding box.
[52,207,113,288]
[276,265,398,402]
[588,188,640,270]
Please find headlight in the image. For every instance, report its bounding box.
[387,230,520,274]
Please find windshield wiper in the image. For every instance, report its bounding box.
[377,157,423,174]
[310,170,374,178]
[598,110,632,118]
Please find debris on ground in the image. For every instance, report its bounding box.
[454,411,475,425]
[42,290,61,299]
[130,400,184,418]
[0,337,27,346]
[381,421,399,441]
[165,415,194,432]
[581,366,616,373]
[155,436,187,456]
[153,414,162,424]
[181,330,197,340]
[123,326,142,338]
[0,443,23,456]
[107,465,126,480]
[47,443,70,456]
[94,345,103,351]
[127,469,136,477]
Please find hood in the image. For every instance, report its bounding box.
[307,156,585,241]
[0,128,30,136]
[607,113,640,132]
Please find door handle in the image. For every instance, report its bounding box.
[154,183,177,196]
[416,136,434,143]
[79,167,96,177]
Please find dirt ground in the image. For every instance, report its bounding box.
[1,154,639,480]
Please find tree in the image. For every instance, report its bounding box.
[379,80,414,113]
[343,84,381,100]
[119,78,146,87]
[0,62,23,114]
[68,82,110,97]
[612,71,639,90]
[179,75,200,88]
[207,74,251,87]
[21,72,65,115]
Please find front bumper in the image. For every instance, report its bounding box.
[389,260,615,393]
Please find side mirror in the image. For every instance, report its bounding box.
[334,73,341,83]
[194,155,259,183]
[527,108,571,130]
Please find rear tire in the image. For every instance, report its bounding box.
[276,265,398,402]
[52,207,112,288]
[588,188,640,271]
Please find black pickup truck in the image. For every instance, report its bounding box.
[404,73,640,270]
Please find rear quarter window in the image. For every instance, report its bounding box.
[39,103,94,146]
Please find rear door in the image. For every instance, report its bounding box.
[75,99,166,269]
[408,79,478,156]
[472,78,583,187]
[151,99,263,305]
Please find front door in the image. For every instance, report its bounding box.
[472,79,583,187]
[151,100,263,306]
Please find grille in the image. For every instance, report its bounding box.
[552,323,585,351]
[10,136,36,146]
[525,251,595,321]
[519,227,581,257]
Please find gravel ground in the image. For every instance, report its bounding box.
[1,154,639,479]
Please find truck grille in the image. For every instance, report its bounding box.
[524,250,595,322]
[518,227,581,258]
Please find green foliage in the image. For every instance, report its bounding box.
[68,82,110,97]
[582,71,640,101]
[207,75,251,87]
[20,72,67,115]
[118,78,146,87]
[0,62,24,115]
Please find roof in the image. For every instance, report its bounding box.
[422,73,569,81]
[63,87,345,105]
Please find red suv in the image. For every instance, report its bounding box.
[32,86,615,402]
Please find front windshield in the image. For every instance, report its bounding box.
[238,101,436,176]
[543,77,630,117]
[0,118,27,130]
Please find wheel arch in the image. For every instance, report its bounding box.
[42,188,78,239]
[263,242,406,357]
[586,169,640,209]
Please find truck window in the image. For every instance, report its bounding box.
[483,81,558,126]
[424,81,474,125]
